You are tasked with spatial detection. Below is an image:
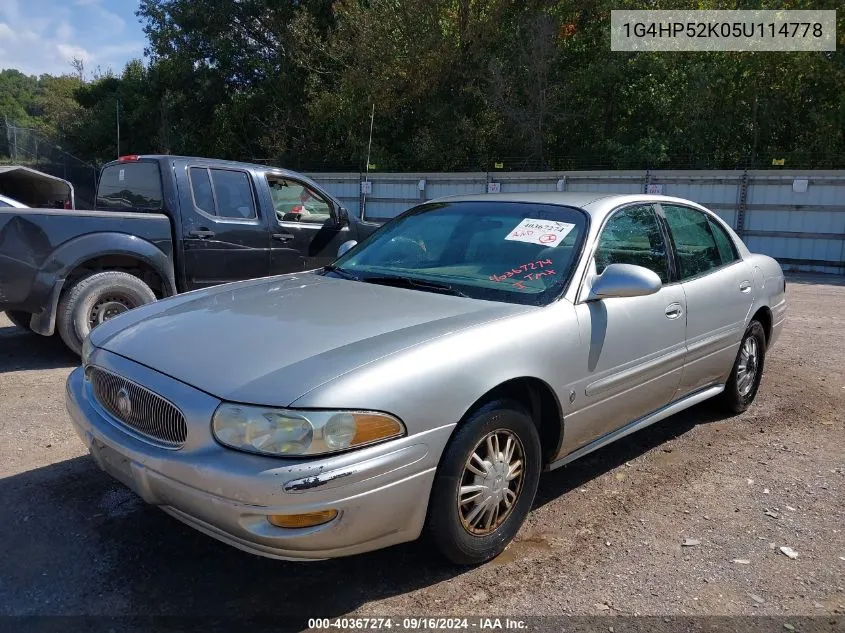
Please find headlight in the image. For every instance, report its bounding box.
[211,404,405,457]
[81,336,94,366]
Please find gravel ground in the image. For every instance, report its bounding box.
[0,274,842,621]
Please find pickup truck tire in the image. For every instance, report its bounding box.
[57,271,157,355]
[4,310,33,332]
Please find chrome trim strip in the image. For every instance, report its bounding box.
[585,345,687,397]
[547,384,724,472]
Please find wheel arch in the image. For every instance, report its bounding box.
[460,376,564,466]
[31,233,176,336]
[750,305,772,344]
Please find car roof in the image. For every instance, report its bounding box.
[104,155,325,186]
[429,191,712,221]
[105,155,298,174]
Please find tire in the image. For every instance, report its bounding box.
[426,399,541,565]
[718,320,767,414]
[57,271,157,355]
[4,310,33,332]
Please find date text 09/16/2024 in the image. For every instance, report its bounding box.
[307,617,528,630]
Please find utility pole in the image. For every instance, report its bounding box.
[116,99,120,158]
[362,103,375,220]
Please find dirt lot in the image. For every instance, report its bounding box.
[0,275,843,622]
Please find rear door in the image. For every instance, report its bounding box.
[178,165,271,289]
[658,204,753,396]
[262,174,353,273]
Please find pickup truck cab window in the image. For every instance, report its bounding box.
[267,176,332,225]
[189,167,256,220]
[96,162,163,210]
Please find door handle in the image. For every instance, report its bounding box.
[739,281,752,293]
[188,229,215,239]
[665,303,683,319]
[272,232,294,243]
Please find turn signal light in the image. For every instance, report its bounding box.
[267,510,338,529]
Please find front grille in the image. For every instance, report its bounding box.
[87,366,187,449]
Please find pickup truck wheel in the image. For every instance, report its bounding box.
[57,271,157,355]
[4,310,33,332]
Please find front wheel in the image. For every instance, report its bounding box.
[426,399,541,565]
[718,320,767,414]
[57,271,157,355]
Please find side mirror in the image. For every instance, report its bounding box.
[335,206,349,227]
[587,263,662,300]
[337,240,358,258]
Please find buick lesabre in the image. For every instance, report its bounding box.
[65,192,787,564]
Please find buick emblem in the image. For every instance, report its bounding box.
[116,387,132,418]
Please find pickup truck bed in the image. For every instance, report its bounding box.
[0,208,173,317]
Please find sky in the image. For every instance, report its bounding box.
[0,0,147,77]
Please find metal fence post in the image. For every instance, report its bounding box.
[735,169,750,237]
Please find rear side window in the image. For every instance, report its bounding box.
[96,162,163,210]
[708,216,739,266]
[189,167,256,219]
[662,205,722,279]
[189,167,215,213]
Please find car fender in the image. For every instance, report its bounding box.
[30,232,176,336]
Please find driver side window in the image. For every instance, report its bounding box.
[267,176,332,225]
[595,205,669,283]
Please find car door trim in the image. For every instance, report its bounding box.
[584,343,687,397]
[547,383,724,471]
[685,323,744,361]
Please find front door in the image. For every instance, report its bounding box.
[180,166,271,289]
[264,175,352,274]
[659,204,754,395]
[564,204,687,451]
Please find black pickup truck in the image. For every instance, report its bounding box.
[0,155,382,354]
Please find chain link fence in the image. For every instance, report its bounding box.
[1,119,99,208]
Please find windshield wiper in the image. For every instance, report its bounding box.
[360,274,469,297]
[323,264,361,281]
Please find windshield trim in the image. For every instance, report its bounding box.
[328,200,591,307]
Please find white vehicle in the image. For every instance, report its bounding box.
[0,194,27,208]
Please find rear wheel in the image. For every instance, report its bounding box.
[718,320,766,414]
[426,399,541,565]
[57,271,157,355]
[4,310,33,332]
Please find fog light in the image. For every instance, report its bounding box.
[267,509,338,528]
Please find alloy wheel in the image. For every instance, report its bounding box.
[457,429,525,536]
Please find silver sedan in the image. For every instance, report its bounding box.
[65,192,787,564]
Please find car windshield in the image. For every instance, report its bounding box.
[328,201,588,305]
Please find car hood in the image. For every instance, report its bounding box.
[94,272,530,406]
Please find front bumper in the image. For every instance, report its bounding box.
[65,351,451,560]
